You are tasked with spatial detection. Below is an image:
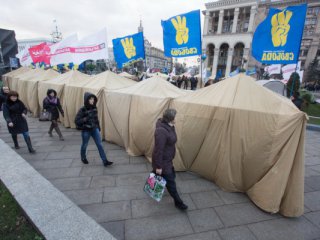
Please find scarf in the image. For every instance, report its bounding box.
[46,96,57,104]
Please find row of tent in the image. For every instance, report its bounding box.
[2,68,306,217]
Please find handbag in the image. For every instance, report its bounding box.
[39,110,52,121]
[143,172,166,202]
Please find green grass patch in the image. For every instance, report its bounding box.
[303,103,320,125]
[0,181,43,240]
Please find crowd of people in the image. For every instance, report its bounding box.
[168,75,199,90]
[0,85,188,210]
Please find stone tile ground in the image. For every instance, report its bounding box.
[0,116,320,240]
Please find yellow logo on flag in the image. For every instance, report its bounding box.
[121,37,136,59]
[171,15,189,45]
[271,10,292,47]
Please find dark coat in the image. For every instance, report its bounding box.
[3,99,28,134]
[0,89,8,109]
[152,119,177,175]
[74,92,100,131]
[43,89,64,120]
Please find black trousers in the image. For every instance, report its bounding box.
[162,169,183,204]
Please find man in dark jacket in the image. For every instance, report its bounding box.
[152,108,188,210]
[290,92,303,110]
[3,91,36,153]
[75,92,113,167]
[0,86,10,110]
[43,89,64,140]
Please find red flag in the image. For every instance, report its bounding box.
[28,42,51,64]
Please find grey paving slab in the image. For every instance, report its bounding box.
[103,185,147,202]
[165,231,221,240]
[190,190,225,209]
[90,175,116,188]
[177,178,219,193]
[305,191,320,211]
[38,167,82,179]
[176,171,202,181]
[81,201,131,223]
[63,188,104,205]
[46,151,79,160]
[125,214,194,240]
[116,172,148,186]
[247,217,320,240]
[101,221,125,240]
[80,165,105,176]
[129,156,147,164]
[20,152,49,161]
[216,190,249,204]
[187,208,224,232]
[51,177,92,191]
[304,210,320,228]
[218,226,256,240]
[305,167,320,177]
[131,194,196,218]
[215,202,277,227]
[103,163,148,175]
[29,159,73,169]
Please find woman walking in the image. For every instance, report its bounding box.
[43,89,64,140]
[3,91,36,153]
[152,108,188,210]
[75,92,113,167]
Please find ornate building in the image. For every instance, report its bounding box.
[203,0,320,79]
[203,0,257,78]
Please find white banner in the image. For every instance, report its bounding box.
[16,47,33,67]
[282,61,301,80]
[72,28,108,65]
[50,34,78,66]
[265,64,281,75]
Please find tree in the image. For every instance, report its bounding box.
[306,56,320,85]
[286,72,300,97]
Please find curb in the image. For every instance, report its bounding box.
[307,124,320,132]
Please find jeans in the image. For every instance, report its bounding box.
[12,132,29,140]
[162,169,183,205]
[81,128,107,163]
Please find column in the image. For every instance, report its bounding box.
[217,10,224,34]
[212,48,220,78]
[203,11,210,35]
[225,48,234,76]
[232,8,240,33]
[248,5,257,32]
[243,48,249,69]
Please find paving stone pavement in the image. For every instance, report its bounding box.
[0,116,320,240]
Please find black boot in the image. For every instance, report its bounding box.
[48,123,54,137]
[25,137,36,154]
[103,160,113,167]
[175,201,188,210]
[54,126,64,141]
[12,135,20,149]
[81,158,89,164]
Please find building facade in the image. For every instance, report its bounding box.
[203,0,320,79]
[256,0,320,74]
[203,0,257,78]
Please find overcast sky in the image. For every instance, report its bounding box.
[1,0,214,49]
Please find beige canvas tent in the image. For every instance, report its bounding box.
[9,68,44,92]
[17,69,59,117]
[97,76,186,157]
[170,73,306,217]
[2,67,32,88]
[119,72,138,81]
[62,72,92,128]
[38,70,87,124]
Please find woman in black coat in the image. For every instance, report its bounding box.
[75,92,113,167]
[152,108,188,210]
[43,89,64,140]
[3,91,36,153]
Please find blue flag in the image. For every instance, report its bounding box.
[252,4,307,64]
[161,10,201,58]
[113,32,145,68]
